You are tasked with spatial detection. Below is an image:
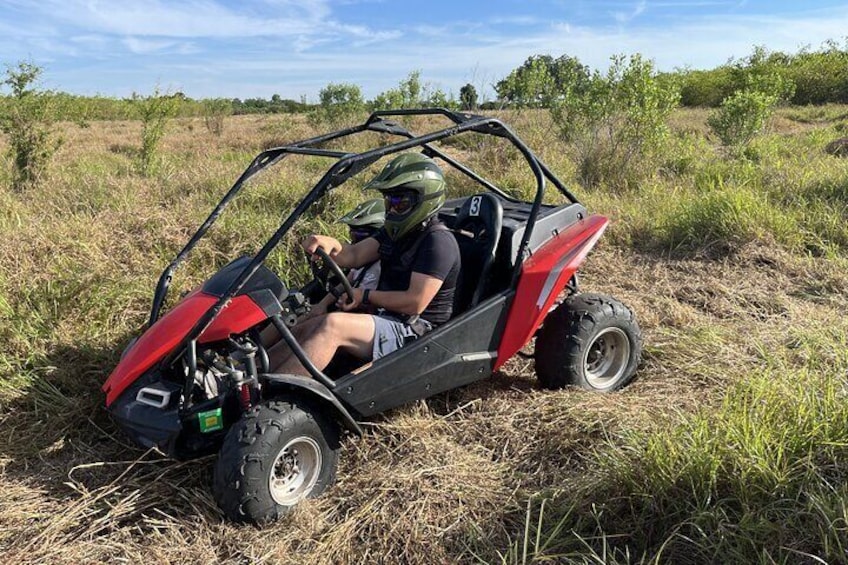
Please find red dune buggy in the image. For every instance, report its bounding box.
[102,109,642,523]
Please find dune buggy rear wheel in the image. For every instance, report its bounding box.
[535,293,642,392]
[213,398,340,524]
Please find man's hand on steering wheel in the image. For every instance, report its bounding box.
[308,246,355,306]
[302,234,343,257]
[336,287,364,311]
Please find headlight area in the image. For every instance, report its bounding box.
[107,353,245,459]
[107,369,184,455]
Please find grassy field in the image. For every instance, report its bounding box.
[1,107,847,563]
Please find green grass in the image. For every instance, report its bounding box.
[506,323,848,563]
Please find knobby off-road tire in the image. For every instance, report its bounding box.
[535,293,642,392]
[213,398,340,524]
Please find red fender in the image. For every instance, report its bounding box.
[102,290,268,406]
[494,214,608,370]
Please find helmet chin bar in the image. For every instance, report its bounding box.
[383,188,446,241]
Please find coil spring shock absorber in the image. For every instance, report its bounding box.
[238,383,251,410]
[229,337,259,412]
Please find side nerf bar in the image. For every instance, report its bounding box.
[494,214,609,370]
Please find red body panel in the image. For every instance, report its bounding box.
[494,214,608,370]
[102,291,268,406]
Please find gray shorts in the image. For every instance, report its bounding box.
[371,314,432,360]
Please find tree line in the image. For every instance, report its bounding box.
[1,39,846,192]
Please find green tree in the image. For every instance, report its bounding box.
[551,54,680,189]
[678,66,736,107]
[495,54,591,108]
[0,61,62,191]
[373,71,423,109]
[729,45,795,102]
[784,40,848,104]
[459,83,478,110]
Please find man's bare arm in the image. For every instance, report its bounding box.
[302,235,380,268]
[339,272,443,316]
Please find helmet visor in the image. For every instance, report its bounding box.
[384,191,418,216]
[349,227,375,243]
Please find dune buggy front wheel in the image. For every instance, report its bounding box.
[535,293,642,392]
[213,398,340,524]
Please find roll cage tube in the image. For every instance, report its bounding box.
[154,108,577,389]
[148,123,372,327]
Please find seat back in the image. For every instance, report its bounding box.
[452,193,503,315]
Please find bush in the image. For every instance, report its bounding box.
[202,98,233,136]
[551,54,680,190]
[0,62,62,191]
[707,89,781,148]
[308,82,365,129]
[707,48,795,150]
[371,70,455,110]
[678,66,735,107]
[786,40,848,104]
[132,87,181,176]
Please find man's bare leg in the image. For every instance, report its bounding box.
[271,312,375,376]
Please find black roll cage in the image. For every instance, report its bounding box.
[149,108,580,391]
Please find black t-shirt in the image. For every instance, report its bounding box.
[373,219,461,325]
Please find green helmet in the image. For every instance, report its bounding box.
[364,153,446,241]
[339,198,385,230]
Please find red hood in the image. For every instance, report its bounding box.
[103,290,268,406]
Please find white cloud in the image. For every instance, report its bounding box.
[613,0,647,24]
[5,0,848,100]
[3,0,393,42]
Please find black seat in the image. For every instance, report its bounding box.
[452,193,503,315]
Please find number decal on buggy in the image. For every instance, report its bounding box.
[470,195,482,216]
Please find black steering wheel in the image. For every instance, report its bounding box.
[309,247,355,306]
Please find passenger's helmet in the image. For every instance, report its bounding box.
[339,198,385,243]
[364,153,446,241]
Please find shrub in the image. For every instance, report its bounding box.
[708,48,795,150]
[308,82,365,129]
[371,70,454,110]
[132,87,181,175]
[202,98,233,136]
[551,54,680,190]
[0,61,62,191]
[727,46,796,103]
[786,40,848,104]
[678,66,735,107]
[707,89,781,148]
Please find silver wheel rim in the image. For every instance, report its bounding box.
[583,327,630,389]
[269,436,322,506]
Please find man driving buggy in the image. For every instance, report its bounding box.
[304,197,385,319]
[268,153,461,376]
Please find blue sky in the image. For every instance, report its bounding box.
[2,1,847,101]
